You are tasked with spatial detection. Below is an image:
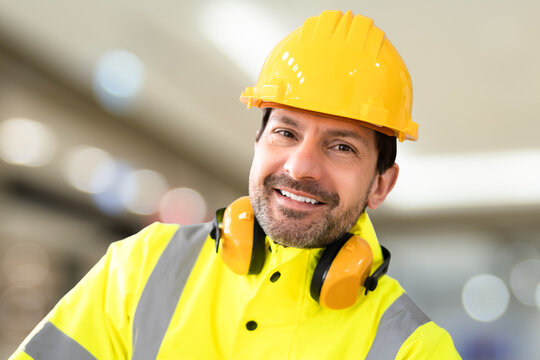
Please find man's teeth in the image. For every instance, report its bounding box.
[279,190,319,204]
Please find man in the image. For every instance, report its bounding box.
[11,10,461,359]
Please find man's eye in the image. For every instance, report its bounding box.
[335,144,354,152]
[277,130,295,138]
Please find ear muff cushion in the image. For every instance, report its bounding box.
[310,233,351,303]
[220,197,256,274]
[311,234,373,310]
[220,196,267,275]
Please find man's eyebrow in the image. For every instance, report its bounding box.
[324,129,371,148]
[270,115,303,130]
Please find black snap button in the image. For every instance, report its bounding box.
[270,271,281,282]
[246,321,258,331]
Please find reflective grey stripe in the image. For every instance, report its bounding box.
[24,321,96,360]
[365,293,430,360]
[131,222,212,360]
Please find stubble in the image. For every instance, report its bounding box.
[249,174,370,248]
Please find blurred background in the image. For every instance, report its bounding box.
[0,1,539,359]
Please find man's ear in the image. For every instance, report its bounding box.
[366,163,399,210]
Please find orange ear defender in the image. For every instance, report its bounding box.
[310,233,391,309]
[211,197,266,275]
[210,196,391,310]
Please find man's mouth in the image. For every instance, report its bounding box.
[263,174,339,207]
[278,189,322,205]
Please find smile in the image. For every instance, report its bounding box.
[278,189,321,205]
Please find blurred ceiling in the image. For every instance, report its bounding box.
[0,0,539,214]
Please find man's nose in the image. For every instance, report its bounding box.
[283,140,324,181]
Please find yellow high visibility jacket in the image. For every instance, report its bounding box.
[11,212,461,359]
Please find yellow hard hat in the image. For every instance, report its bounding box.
[240,10,418,141]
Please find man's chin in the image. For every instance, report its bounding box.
[269,233,333,249]
[263,221,332,249]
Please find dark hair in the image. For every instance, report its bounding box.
[256,108,396,174]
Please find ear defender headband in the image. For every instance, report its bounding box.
[210,196,391,310]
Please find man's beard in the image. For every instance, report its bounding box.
[249,174,370,248]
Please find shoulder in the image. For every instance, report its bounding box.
[106,221,215,281]
[365,277,461,359]
[90,222,181,300]
[397,321,462,359]
[64,222,182,296]
[106,221,216,279]
[110,222,180,255]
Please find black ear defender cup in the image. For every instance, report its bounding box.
[249,216,266,274]
[210,196,266,275]
[211,207,225,253]
[210,197,391,309]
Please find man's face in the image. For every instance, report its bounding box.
[249,107,394,248]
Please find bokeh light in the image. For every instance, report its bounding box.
[63,146,116,193]
[510,259,540,306]
[198,0,286,81]
[3,243,50,289]
[120,169,168,215]
[0,118,56,167]
[91,160,132,215]
[93,49,145,113]
[462,274,509,322]
[158,187,207,225]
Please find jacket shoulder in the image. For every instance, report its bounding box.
[365,276,461,359]
[110,222,180,255]
[397,321,462,359]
